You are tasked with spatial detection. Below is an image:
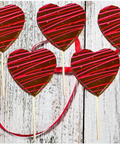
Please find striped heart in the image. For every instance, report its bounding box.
[0,4,25,52]
[37,3,86,51]
[7,48,56,97]
[71,49,119,96]
[98,5,120,50]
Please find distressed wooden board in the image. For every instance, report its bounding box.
[85,1,120,143]
[0,1,85,143]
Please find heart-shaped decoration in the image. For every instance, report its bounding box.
[0,4,25,52]
[37,3,86,51]
[71,48,119,96]
[7,48,56,96]
[98,5,120,50]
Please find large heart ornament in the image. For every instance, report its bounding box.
[7,48,56,97]
[71,49,119,96]
[98,5,120,50]
[37,3,86,51]
[0,4,25,52]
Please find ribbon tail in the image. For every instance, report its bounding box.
[0,81,78,137]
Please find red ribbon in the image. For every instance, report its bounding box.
[75,38,81,52]
[1,37,119,138]
[1,36,120,138]
[115,49,120,54]
[55,67,72,73]
[0,38,81,137]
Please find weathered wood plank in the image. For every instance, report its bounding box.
[0,1,85,143]
[85,1,120,143]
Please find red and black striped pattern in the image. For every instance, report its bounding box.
[98,5,120,50]
[0,4,25,52]
[7,48,56,97]
[37,3,86,51]
[71,49,119,96]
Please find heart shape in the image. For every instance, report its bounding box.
[37,3,86,51]
[7,48,56,97]
[98,5,120,50]
[71,48,119,96]
[0,4,25,52]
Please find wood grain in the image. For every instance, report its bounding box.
[85,1,120,143]
[0,1,84,143]
[1,1,120,143]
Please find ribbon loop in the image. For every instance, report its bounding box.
[0,38,80,137]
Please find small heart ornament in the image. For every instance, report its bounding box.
[0,4,25,52]
[7,48,56,96]
[98,5,120,50]
[71,48,119,96]
[37,3,86,51]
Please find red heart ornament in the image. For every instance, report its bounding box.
[7,48,56,97]
[98,5,120,50]
[37,3,86,51]
[0,4,25,52]
[71,48,119,96]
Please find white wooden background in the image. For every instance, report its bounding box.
[0,1,120,143]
